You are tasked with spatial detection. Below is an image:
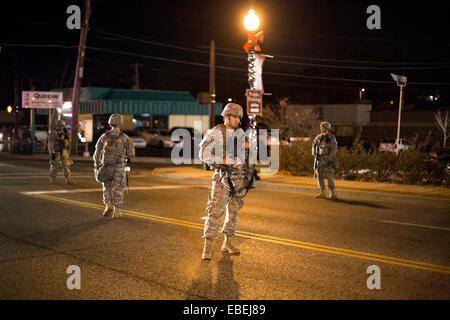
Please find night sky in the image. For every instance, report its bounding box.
[1,0,449,111]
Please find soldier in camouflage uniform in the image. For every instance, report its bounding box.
[312,121,338,200]
[199,103,255,260]
[48,120,73,184]
[93,114,135,218]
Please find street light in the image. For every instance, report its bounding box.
[390,73,407,155]
[243,8,263,179]
[243,8,263,122]
[244,9,260,31]
[359,88,365,101]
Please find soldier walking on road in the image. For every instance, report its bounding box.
[93,114,135,218]
[312,121,338,200]
[199,103,255,260]
[48,120,73,184]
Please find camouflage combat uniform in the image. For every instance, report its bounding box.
[200,124,251,240]
[93,130,135,208]
[312,130,338,194]
[48,125,72,182]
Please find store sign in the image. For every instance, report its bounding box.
[246,89,263,116]
[22,91,63,109]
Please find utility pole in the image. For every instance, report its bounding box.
[70,0,91,156]
[395,84,405,155]
[133,62,140,89]
[390,73,407,155]
[209,40,216,129]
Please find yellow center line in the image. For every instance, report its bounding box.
[28,193,450,275]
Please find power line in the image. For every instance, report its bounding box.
[2,43,449,85]
[210,46,450,66]
[91,30,450,71]
[92,29,209,55]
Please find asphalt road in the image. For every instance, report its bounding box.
[0,158,449,300]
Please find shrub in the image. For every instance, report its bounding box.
[277,133,449,187]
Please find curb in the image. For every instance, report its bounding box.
[155,172,450,202]
[0,153,174,164]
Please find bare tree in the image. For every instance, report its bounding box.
[257,98,320,140]
[433,109,449,148]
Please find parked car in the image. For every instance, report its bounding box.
[34,125,49,142]
[149,129,174,148]
[137,127,159,144]
[124,130,148,149]
[379,138,410,152]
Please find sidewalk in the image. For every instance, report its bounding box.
[152,166,450,200]
[0,152,173,164]
[2,152,449,199]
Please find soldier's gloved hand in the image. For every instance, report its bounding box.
[51,153,56,161]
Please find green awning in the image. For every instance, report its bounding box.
[80,100,222,115]
[79,88,223,115]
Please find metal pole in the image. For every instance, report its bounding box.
[134,62,140,89]
[70,0,91,156]
[395,85,404,155]
[30,109,35,153]
[203,40,216,171]
[209,40,215,129]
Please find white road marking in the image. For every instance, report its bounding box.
[20,185,206,195]
[380,220,450,231]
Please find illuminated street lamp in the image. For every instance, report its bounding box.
[243,8,264,178]
[243,9,263,90]
[244,9,260,32]
[359,88,365,101]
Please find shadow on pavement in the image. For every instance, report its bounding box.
[330,198,388,209]
[185,260,213,299]
[23,218,113,246]
[214,253,240,299]
[185,252,240,299]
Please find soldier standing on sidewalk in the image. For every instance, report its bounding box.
[312,121,338,200]
[48,120,73,184]
[199,103,255,260]
[93,114,135,218]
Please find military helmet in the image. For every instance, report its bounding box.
[221,103,243,119]
[320,121,331,130]
[108,114,123,127]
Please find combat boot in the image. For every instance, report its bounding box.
[329,189,338,200]
[222,235,240,255]
[65,177,73,185]
[50,177,55,184]
[112,206,123,218]
[202,239,213,260]
[314,189,327,199]
[103,201,113,217]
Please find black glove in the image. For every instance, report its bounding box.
[51,153,56,161]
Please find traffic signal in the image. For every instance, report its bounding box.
[7,106,12,113]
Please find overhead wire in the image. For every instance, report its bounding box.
[2,42,450,86]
